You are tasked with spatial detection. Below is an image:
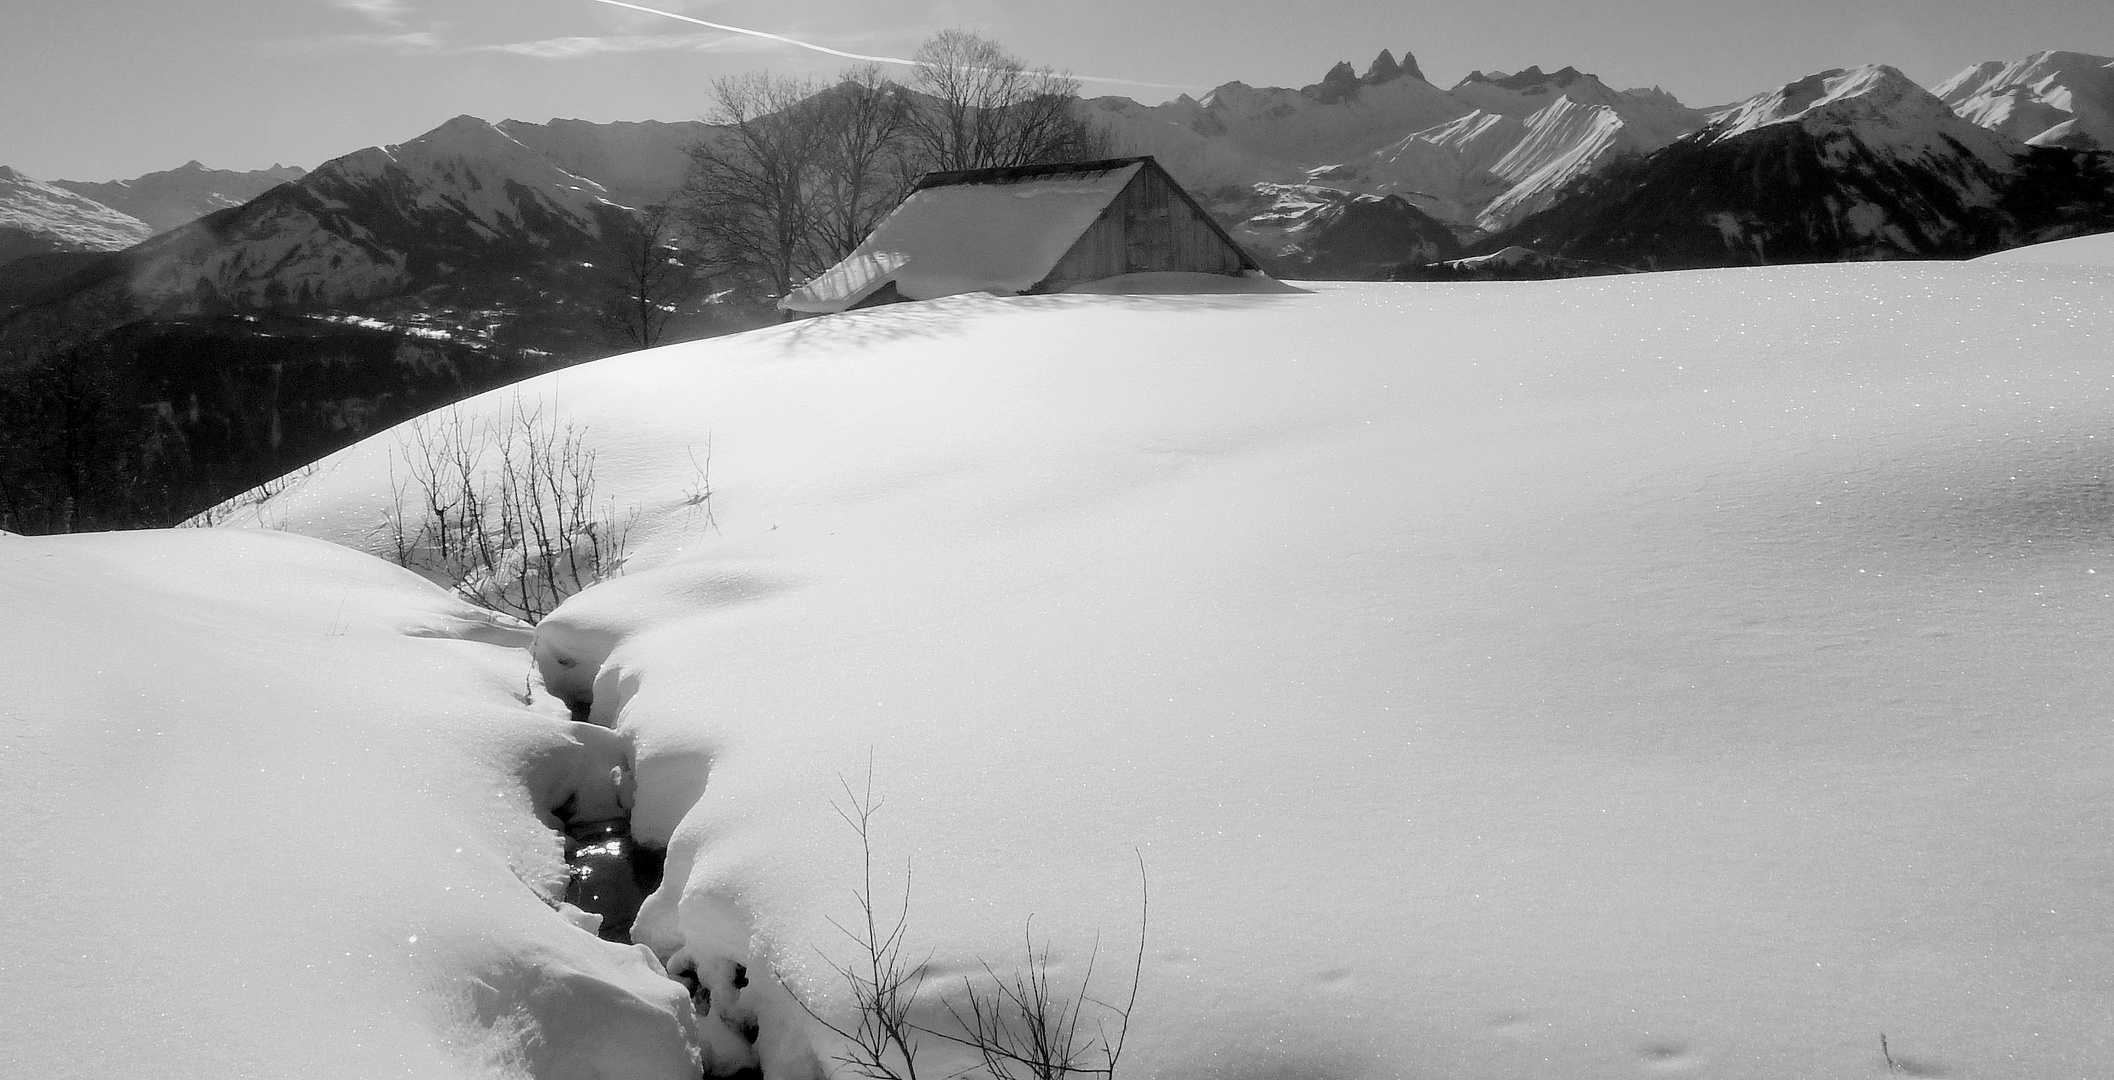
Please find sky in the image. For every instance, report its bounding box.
[3,0,2112,182]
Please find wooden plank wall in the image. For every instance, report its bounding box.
[1038,169,1249,290]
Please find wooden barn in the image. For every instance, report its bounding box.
[781,156,1263,314]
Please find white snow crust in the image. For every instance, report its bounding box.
[212,260,2114,1080]
[781,163,1143,313]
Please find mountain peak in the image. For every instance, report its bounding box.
[1935,50,2114,152]
[1310,61,1361,104]
[1707,65,1951,141]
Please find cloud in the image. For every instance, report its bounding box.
[330,0,413,25]
[582,0,919,66]
[467,32,775,59]
[582,0,1193,90]
[263,30,444,55]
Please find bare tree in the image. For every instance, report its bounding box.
[598,202,703,350]
[906,31,1111,173]
[791,768,930,1080]
[681,72,833,299]
[790,765,1148,1080]
[678,38,1105,302]
[812,65,917,263]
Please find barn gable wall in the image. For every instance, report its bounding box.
[1036,166,1253,291]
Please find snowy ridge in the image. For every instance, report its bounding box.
[1936,50,2114,151]
[1475,93,1699,229]
[1703,64,2019,169]
[0,164,152,265]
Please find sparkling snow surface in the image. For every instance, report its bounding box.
[0,530,701,1079]
[149,265,2114,1077]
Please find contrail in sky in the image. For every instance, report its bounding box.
[585,0,1194,91]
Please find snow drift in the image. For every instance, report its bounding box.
[0,529,704,1079]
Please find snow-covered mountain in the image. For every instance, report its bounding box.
[40,115,638,316]
[1312,66,1708,232]
[1500,65,2114,268]
[1936,50,2114,151]
[0,165,152,267]
[51,160,307,234]
[1230,183,1461,278]
[1090,55,1707,238]
[1084,53,1468,202]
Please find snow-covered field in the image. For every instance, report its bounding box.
[9,251,2114,1078]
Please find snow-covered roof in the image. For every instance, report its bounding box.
[780,160,1145,313]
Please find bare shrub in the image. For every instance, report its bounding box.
[381,397,633,622]
[793,768,1146,1080]
[794,770,932,1080]
[945,905,1143,1080]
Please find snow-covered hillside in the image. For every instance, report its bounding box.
[127,260,2114,1079]
[0,164,152,266]
[1936,50,2114,151]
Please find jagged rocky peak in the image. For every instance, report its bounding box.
[1361,49,1427,84]
[1310,60,1362,104]
[1306,49,1429,103]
